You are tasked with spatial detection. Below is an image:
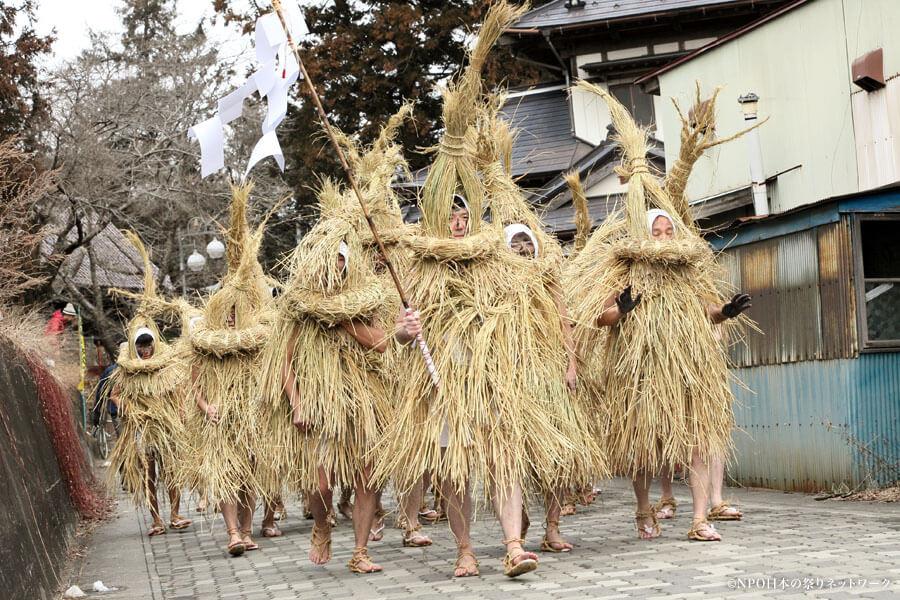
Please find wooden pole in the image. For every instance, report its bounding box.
[271,1,440,388]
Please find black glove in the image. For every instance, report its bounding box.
[615,285,642,315]
[721,293,752,318]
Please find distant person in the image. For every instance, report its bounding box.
[43,303,77,365]
[92,362,119,434]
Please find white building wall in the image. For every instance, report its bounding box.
[655,0,859,213]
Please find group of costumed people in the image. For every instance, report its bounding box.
[102,0,755,579]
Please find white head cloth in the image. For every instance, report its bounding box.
[504,223,540,259]
[188,316,203,331]
[133,327,156,355]
[647,208,677,236]
[338,241,349,261]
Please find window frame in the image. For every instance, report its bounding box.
[852,212,900,351]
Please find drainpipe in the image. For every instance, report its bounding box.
[738,92,769,216]
[543,31,574,136]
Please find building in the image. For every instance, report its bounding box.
[498,0,795,236]
[626,0,900,491]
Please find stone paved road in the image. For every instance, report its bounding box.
[73,477,900,599]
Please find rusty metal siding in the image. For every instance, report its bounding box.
[721,221,857,367]
[730,353,900,491]
[848,353,900,486]
[818,216,858,358]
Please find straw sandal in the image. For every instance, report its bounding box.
[348,546,381,573]
[540,520,572,553]
[502,538,538,577]
[707,501,742,521]
[261,524,282,537]
[418,504,442,522]
[309,523,332,564]
[369,509,386,541]
[635,509,660,539]
[226,527,246,556]
[560,493,577,516]
[687,519,721,541]
[168,515,191,530]
[656,497,677,520]
[148,521,166,537]
[454,549,480,577]
[240,528,259,551]
[326,508,338,528]
[402,524,432,547]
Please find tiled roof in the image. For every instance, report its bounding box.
[501,87,594,178]
[510,0,751,30]
[44,223,165,291]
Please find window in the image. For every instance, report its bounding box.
[855,215,900,348]
[609,83,655,128]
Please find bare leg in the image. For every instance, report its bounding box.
[308,466,334,564]
[238,489,257,548]
[338,485,353,520]
[368,488,385,541]
[708,456,742,518]
[439,479,476,577]
[633,471,659,538]
[402,474,425,529]
[261,498,282,536]
[688,449,721,540]
[657,464,676,519]
[494,480,538,573]
[350,464,381,572]
[220,502,244,550]
[543,488,572,551]
[146,456,162,528]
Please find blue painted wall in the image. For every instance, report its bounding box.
[730,353,900,491]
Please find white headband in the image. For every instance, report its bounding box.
[338,241,349,261]
[647,208,677,236]
[133,327,155,355]
[504,223,540,259]
[188,316,203,331]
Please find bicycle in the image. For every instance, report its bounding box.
[90,391,118,460]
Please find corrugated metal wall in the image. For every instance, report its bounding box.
[731,353,900,491]
[722,217,857,367]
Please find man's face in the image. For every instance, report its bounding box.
[449,207,469,238]
[510,232,535,258]
[136,341,155,360]
[337,254,346,276]
[226,306,236,328]
[651,216,675,240]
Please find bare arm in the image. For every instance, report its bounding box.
[596,293,624,327]
[192,364,218,423]
[550,281,578,392]
[341,320,388,353]
[707,302,727,325]
[282,324,309,431]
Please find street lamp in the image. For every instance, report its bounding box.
[178,225,225,298]
[187,250,207,272]
[206,237,225,260]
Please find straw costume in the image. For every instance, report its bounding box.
[474,102,607,496]
[371,1,565,578]
[180,183,273,508]
[564,82,754,538]
[106,232,189,526]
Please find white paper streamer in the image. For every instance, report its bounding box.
[281,1,309,40]
[255,12,287,64]
[218,78,257,124]
[244,130,284,181]
[187,115,224,178]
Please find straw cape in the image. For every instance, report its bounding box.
[474,101,607,493]
[178,182,274,504]
[106,231,188,507]
[256,215,390,496]
[371,1,577,501]
[564,82,754,477]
